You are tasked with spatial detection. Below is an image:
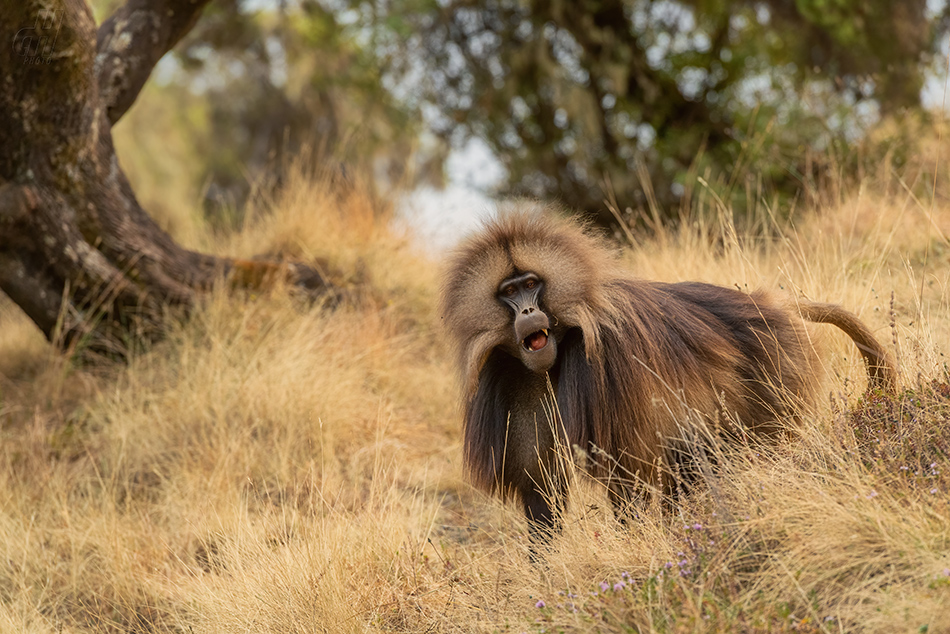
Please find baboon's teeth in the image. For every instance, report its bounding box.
[524,329,550,351]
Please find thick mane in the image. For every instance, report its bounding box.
[441,206,619,396]
[559,280,820,488]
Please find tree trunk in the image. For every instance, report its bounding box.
[0,0,334,358]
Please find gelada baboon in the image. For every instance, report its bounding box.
[441,206,895,539]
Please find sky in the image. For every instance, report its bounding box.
[396,137,504,251]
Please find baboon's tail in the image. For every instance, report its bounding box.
[798,301,897,393]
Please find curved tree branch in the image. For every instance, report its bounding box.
[0,0,336,359]
[96,0,213,124]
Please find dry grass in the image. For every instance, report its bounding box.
[2,162,950,633]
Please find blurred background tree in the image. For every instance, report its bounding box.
[355,0,949,228]
[94,0,950,234]
[91,0,443,243]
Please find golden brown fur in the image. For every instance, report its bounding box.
[441,205,896,537]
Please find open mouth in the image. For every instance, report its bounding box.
[522,329,549,352]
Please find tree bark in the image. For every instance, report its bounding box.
[0,0,334,358]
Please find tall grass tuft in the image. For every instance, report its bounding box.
[2,154,950,632]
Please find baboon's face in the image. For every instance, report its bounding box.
[497,271,558,374]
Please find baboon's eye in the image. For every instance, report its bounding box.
[525,279,535,289]
[503,285,515,296]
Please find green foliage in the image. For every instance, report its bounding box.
[91,0,947,230]
[353,0,946,226]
